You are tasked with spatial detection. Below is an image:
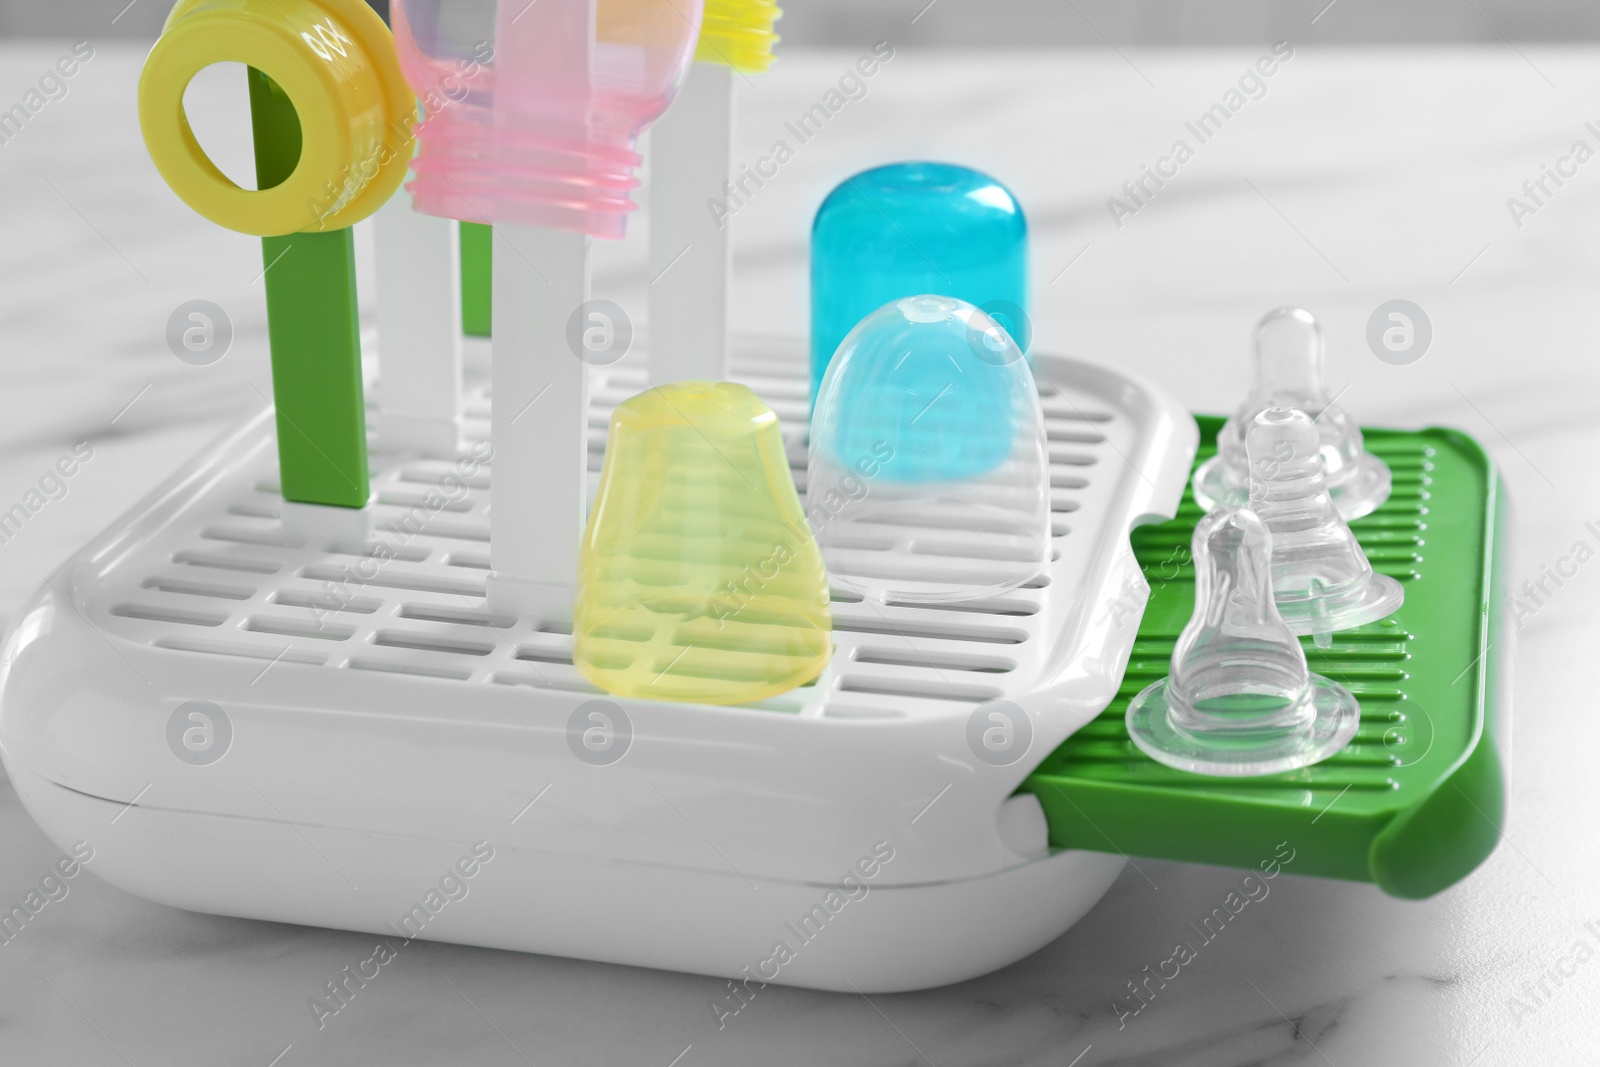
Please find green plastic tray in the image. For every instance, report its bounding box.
[1021,418,1507,899]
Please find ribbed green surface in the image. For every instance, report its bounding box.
[1020,418,1506,898]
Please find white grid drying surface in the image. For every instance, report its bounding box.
[91,339,1127,721]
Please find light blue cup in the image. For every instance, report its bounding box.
[810,161,1028,404]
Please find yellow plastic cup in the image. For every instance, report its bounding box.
[139,0,414,236]
[575,382,831,705]
[696,0,781,73]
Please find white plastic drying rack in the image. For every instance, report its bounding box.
[0,334,1194,993]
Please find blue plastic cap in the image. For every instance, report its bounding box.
[809,161,1028,403]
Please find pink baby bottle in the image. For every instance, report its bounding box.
[392,0,703,238]
[390,0,704,626]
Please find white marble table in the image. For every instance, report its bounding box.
[1,39,1597,1067]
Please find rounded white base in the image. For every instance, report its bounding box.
[5,760,1126,993]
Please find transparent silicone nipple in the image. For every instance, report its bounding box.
[574,382,833,705]
[1194,307,1391,520]
[806,295,1050,604]
[1126,505,1361,776]
[1246,407,1403,643]
[1252,306,1327,403]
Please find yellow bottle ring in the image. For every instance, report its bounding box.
[139,0,414,237]
[696,0,781,73]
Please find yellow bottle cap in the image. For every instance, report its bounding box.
[696,0,781,73]
[575,382,831,705]
[138,0,414,237]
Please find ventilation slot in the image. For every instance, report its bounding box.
[1047,427,1107,444]
[202,526,291,547]
[270,589,381,615]
[1039,399,1113,421]
[245,616,354,641]
[831,616,1027,645]
[154,636,327,666]
[349,658,472,681]
[376,491,474,513]
[328,542,431,563]
[113,604,227,627]
[839,677,1000,702]
[854,648,1015,673]
[372,630,494,657]
[299,564,486,598]
[142,576,256,601]
[909,540,1044,563]
[883,596,1038,617]
[821,530,903,552]
[445,551,491,570]
[867,511,1030,536]
[516,645,575,666]
[376,519,488,543]
[398,603,514,628]
[174,550,281,574]
[399,467,489,491]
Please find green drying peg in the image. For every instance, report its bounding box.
[138,0,415,507]
[460,221,492,337]
[249,68,370,509]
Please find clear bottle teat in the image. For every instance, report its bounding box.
[1193,307,1391,520]
[806,295,1050,604]
[1126,505,1361,776]
[1247,407,1403,643]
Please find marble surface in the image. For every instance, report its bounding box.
[1,39,1598,1067]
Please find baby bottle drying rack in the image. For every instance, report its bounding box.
[0,0,1509,998]
[0,330,1199,994]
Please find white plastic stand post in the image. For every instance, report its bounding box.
[487,222,591,626]
[373,186,463,455]
[280,498,374,544]
[648,62,734,386]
